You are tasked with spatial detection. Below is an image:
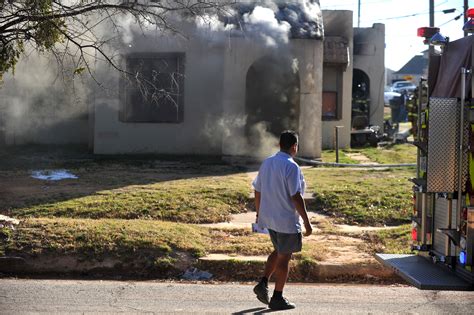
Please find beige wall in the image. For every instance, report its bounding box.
[93,35,227,155]
[321,10,353,149]
[93,28,323,158]
[353,23,385,129]
[220,38,323,158]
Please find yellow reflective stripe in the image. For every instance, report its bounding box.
[466,132,472,206]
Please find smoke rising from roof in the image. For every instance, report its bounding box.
[222,0,323,43]
[0,1,321,155]
[242,6,291,46]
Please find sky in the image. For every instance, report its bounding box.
[319,0,474,71]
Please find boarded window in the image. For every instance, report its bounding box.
[322,92,338,119]
[120,53,185,123]
[322,66,342,120]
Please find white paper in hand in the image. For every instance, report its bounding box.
[251,223,269,234]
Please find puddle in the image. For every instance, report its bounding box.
[31,170,78,181]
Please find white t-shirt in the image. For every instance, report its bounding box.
[252,151,306,233]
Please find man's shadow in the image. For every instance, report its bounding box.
[232,307,281,314]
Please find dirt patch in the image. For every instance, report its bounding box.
[198,211,399,283]
[197,257,396,284]
[0,251,196,279]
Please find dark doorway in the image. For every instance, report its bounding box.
[245,56,300,139]
[352,69,371,130]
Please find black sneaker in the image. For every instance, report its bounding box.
[269,296,296,310]
[253,281,269,305]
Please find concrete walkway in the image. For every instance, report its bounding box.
[198,211,397,281]
[197,166,401,282]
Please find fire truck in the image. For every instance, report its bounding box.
[376,13,474,290]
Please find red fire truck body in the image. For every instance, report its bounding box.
[377,33,474,290]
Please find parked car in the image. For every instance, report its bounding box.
[391,81,416,93]
[384,86,401,106]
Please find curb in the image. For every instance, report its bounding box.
[196,257,398,283]
[0,254,400,284]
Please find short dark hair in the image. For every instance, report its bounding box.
[279,130,298,151]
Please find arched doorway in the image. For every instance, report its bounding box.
[352,69,371,130]
[245,55,300,140]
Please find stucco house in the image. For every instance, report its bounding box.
[93,3,324,158]
[320,13,385,149]
[321,10,353,149]
[352,23,385,133]
[0,3,385,157]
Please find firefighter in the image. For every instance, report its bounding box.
[399,90,409,123]
[389,94,402,133]
[408,83,427,137]
[407,90,417,136]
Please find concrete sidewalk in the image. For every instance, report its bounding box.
[198,212,398,283]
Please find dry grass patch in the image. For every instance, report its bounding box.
[207,228,273,256]
[361,224,412,255]
[1,218,210,260]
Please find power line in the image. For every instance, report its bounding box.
[368,8,457,22]
[320,0,447,10]
[320,0,394,9]
[321,1,455,24]
[437,13,464,27]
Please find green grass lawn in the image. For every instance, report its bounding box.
[320,150,360,164]
[13,164,413,227]
[353,143,417,164]
[0,146,416,279]
[321,143,416,165]
[304,167,415,226]
[0,218,328,265]
[0,218,209,263]
[9,174,251,224]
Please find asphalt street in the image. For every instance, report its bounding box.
[1,279,473,314]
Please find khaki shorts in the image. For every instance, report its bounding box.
[268,229,302,254]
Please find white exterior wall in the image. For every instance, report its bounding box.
[321,10,353,149]
[221,38,323,158]
[94,29,323,158]
[93,35,226,155]
[353,23,386,129]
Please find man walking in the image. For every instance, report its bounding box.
[252,130,313,310]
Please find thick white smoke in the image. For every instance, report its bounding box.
[1,50,89,144]
[1,0,322,153]
[203,115,279,160]
[243,6,291,46]
[193,1,323,47]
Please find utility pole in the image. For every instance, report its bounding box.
[464,0,469,37]
[429,0,434,54]
[429,0,434,27]
[358,0,361,28]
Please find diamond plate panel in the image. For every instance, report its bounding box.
[375,254,473,290]
[433,198,458,255]
[427,98,468,192]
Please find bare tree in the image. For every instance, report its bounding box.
[0,0,235,82]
